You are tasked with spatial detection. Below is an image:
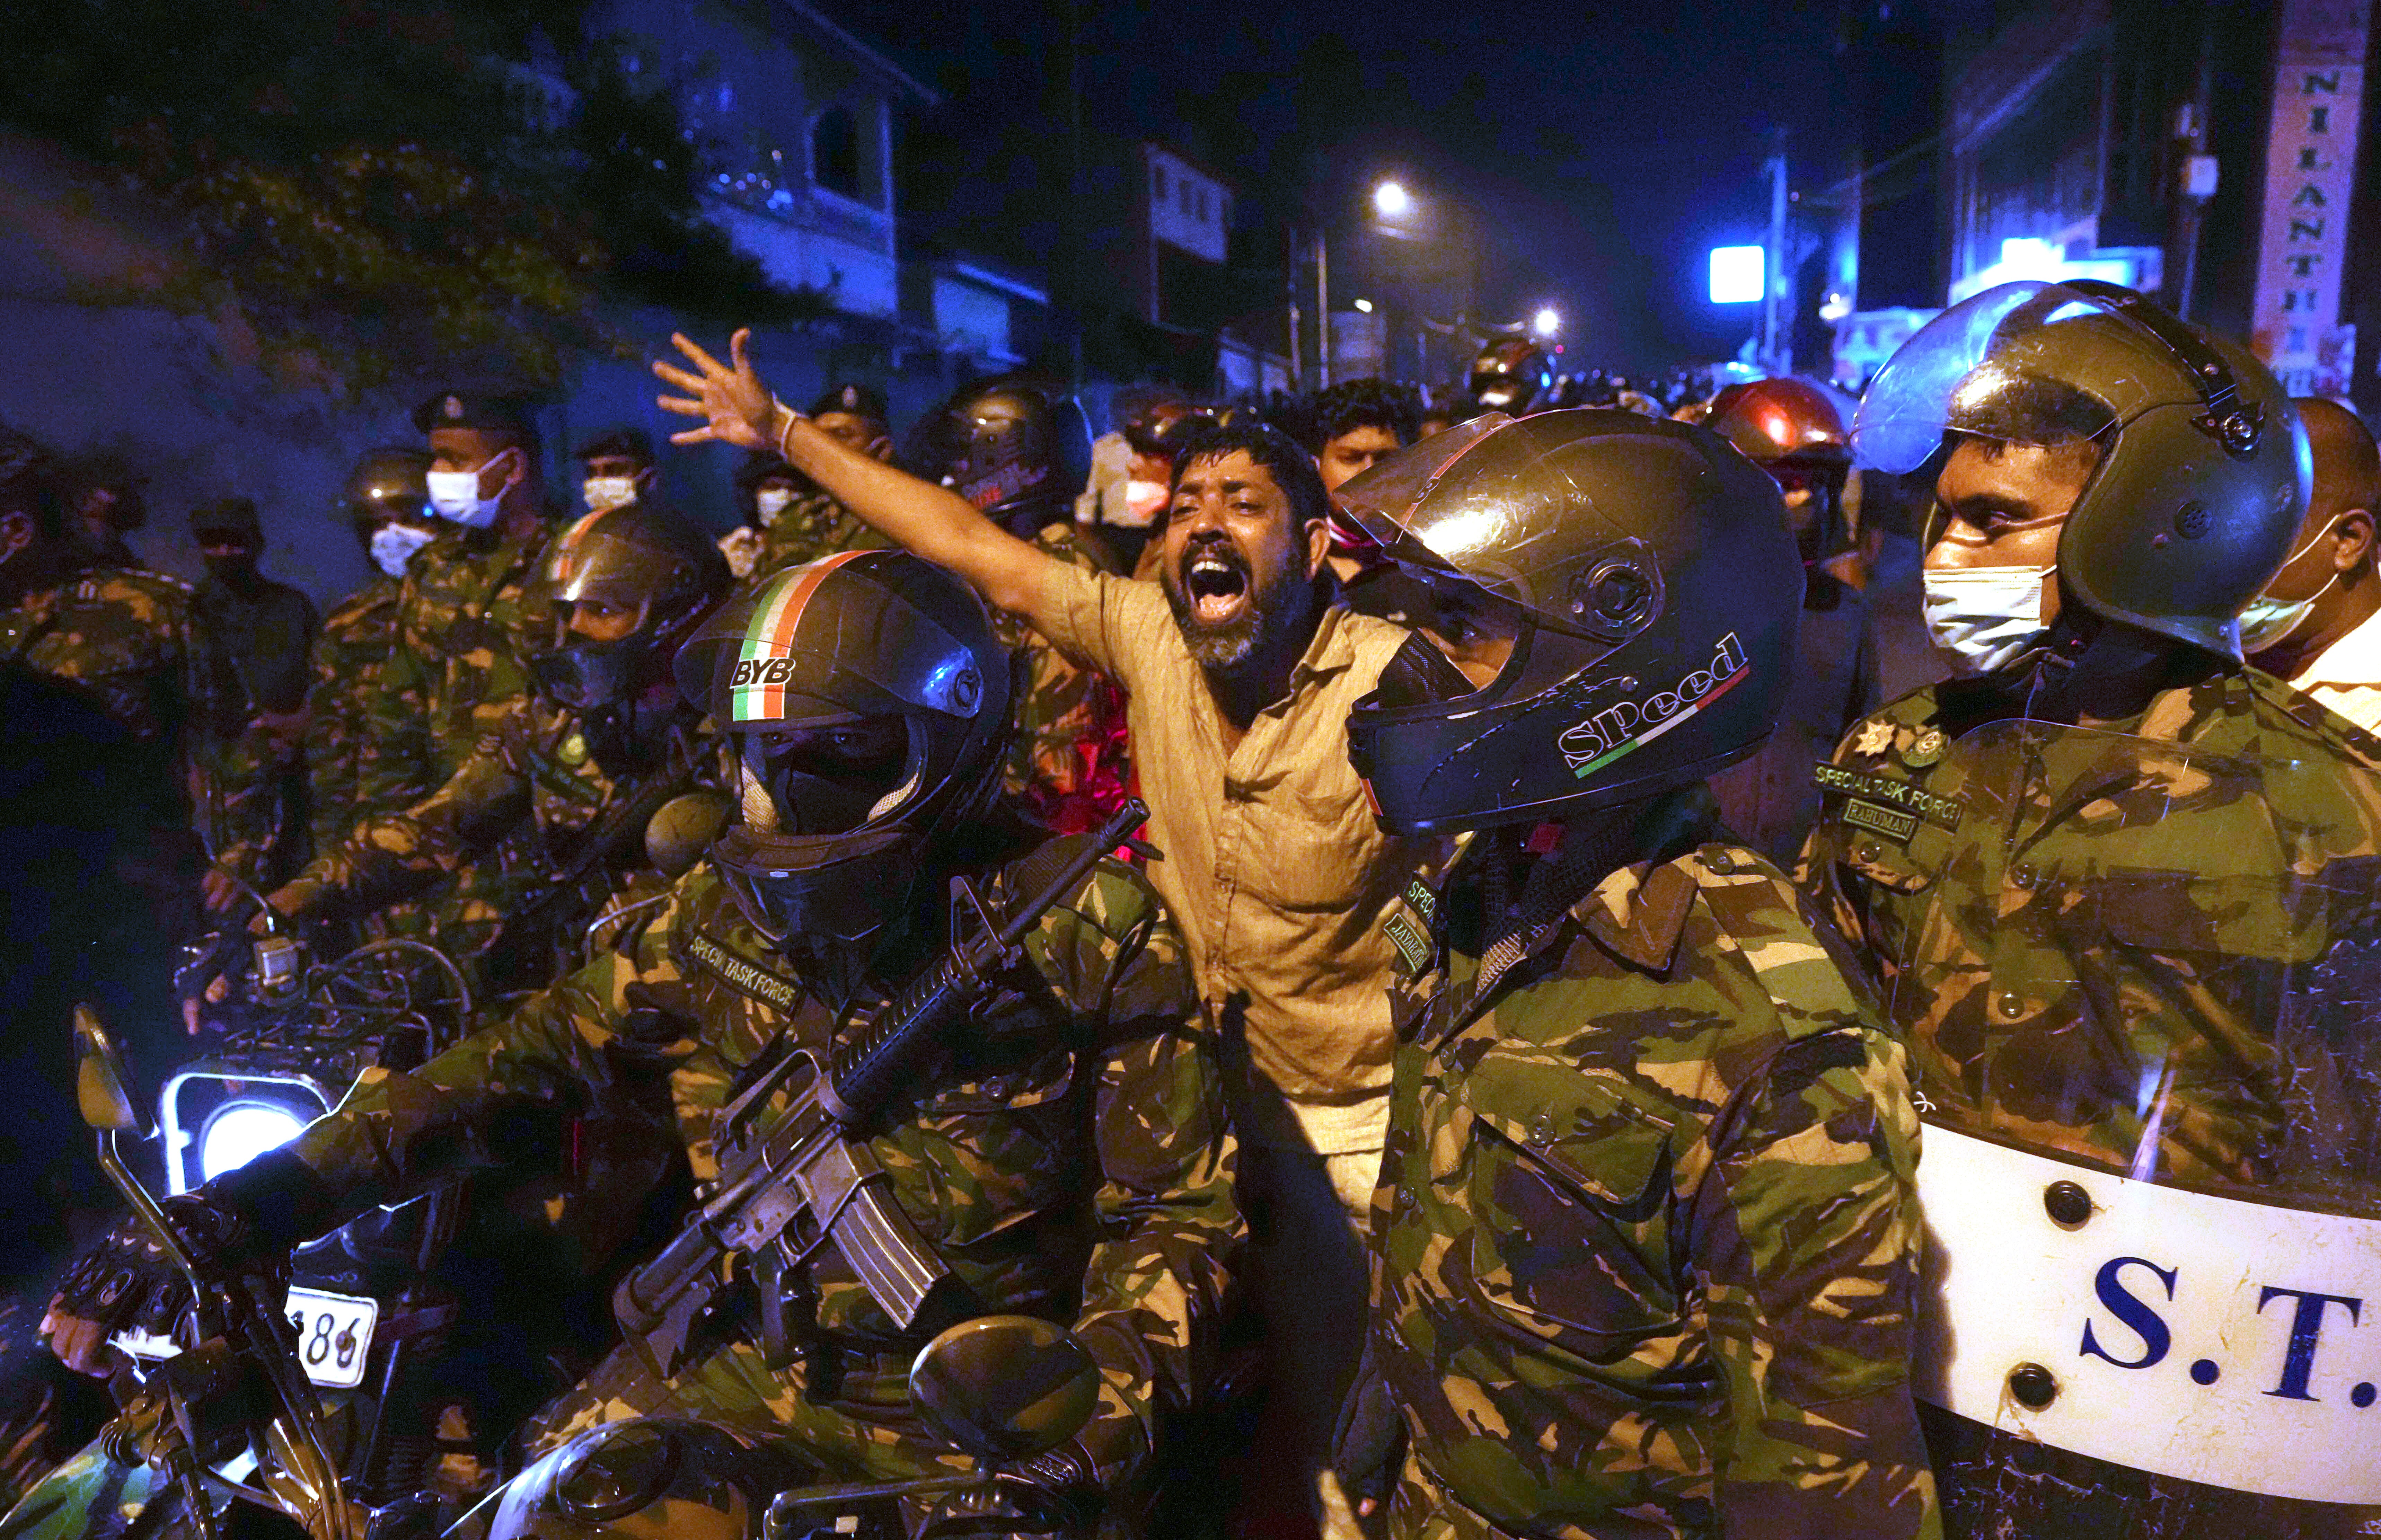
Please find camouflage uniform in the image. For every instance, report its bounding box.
[303,577,405,859]
[741,490,879,585]
[1795,667,2381,1187]
[354,523,559,975]
[0,565,276,941]
[1365,795,1940,1540]
[277,840,1238,1514]
[996,522,1131,835]
[276,693,717,1002]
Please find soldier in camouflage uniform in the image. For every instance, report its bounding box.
[349,390,562,976]
[721,384,895,584]
[45,552,1238,1536]
[303,450,439,863]
[1325,411,1938,1539]
[1796,283,2381,1539]
[902,375,1131,834]
[258,503,731,1001]
[0,442,269,1033]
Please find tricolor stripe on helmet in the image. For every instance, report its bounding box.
[731,549,871,723]
[554,509,607,581]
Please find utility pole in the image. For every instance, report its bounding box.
[1762,139,1789,375]
[1317,228,1332,387]
[1055,0,1085,387]
[1285,223,1304,390]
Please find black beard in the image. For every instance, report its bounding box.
[1162,545,1313,676]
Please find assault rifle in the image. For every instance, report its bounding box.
[614,798,1151,1374]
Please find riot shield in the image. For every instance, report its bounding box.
[1881,719,2381,1536]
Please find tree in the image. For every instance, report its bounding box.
[0,0,825,393]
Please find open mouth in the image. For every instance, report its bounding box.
[1183,550,1251,627]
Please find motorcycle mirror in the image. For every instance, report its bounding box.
[646,789,735,880]
[907,1315,1100,1464]
[72,1004,151,1137]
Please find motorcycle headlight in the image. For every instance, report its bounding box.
[197,1099,310,1183]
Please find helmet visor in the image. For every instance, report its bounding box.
[740,715,925,835]
[1852,281,2131,475]
[553,529,686,617]
[1330,409,1668,643]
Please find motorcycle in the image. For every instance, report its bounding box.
[474,1313,1104,1540]
[21,1009,1099,1540]
[0,924,530,1540]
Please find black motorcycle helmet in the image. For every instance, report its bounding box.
[339,447,433,528]
[1467,338,1556,416]
[1340,410,1800,834]
[671,550,1015,948]
[534,503,730,713]
[907,375,1093,536]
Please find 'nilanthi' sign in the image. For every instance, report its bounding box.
[2251,0,2369,399]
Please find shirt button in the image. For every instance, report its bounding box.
[1998,992,2027,1019]
[1855,843,1880,863]
[1708,851,1735,875]
[2010,864,2037,889]
[1530,1112,1556,1141]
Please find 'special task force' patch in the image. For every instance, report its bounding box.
[1812,762,1965,831]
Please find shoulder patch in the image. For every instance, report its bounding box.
[674,926,805,1015]
[1813,762,1965,833]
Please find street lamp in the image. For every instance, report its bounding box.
[1374,180,1411,219]
[1353,298,1374,312]
[1533,306,1561,339]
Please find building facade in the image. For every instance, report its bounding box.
[1938,0,2381,412]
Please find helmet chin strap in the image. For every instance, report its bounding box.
[2017,607,2225,726]
[1467,787,1718,997]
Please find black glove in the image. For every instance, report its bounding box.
[48,1149,335,1348]
[919,1443,1101,1539]
[1331,1340,1405,1519]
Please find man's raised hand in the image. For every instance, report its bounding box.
[654,329,775,451]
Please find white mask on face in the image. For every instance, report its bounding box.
[1923,563,2054,674]
[2238,522,2346,653]
[583,476,639,512]
[368,522,436,578]
[753,487,795,526]
[426,449,519,528]
[1122,479,1170,527]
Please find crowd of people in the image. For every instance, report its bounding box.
[3,275,2380,1540]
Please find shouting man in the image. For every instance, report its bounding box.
[657,329,1445,1540]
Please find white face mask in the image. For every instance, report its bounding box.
[1923,563,2054,674]
[583,475,640,512]
[426,449,519,528]
[1122,479,1170,527]
[753,487,795,526]
[368,522,437,578]
[2238,522,2345,653]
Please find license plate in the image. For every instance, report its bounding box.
[281,1287,378,1389]
[110,1287,378,1391]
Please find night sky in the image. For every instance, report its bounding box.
[837,0,1896,375]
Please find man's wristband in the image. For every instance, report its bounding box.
[770,399,806,461]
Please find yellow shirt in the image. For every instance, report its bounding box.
[2289,604,2381,733]
[1034,564,1440,1148]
